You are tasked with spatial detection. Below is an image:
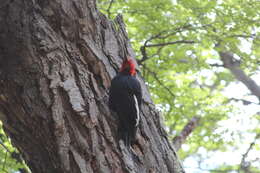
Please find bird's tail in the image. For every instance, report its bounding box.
[121,126,137,147]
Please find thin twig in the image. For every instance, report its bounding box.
[0,139,12,154]
[138,24,199,64]
[143,66,176,99]
[2,151,7,172]
[208,63,224,67]
[227,34,257,39]
[139,40,195,64]
[106,0,115,18]
[240,134,260,171]
[229,98,260,105]
[148,47,164,60]
[138,24,194,64]
[145,40,195,48]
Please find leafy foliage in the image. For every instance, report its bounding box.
[0,0,259,172]
[98,0,260,172]
[0,122,28,173]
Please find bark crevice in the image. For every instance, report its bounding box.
[0,0,184,172]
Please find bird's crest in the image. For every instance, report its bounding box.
[120,56,136,76]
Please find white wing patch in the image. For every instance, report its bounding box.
[133,95,140,126]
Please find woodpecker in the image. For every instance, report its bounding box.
[109,57,142,147]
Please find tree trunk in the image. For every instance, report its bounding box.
[0,0,184,173]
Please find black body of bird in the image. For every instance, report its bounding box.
[109,58,142,147]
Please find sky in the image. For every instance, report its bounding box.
[183,73,260,172]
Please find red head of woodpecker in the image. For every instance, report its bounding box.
[109,56,142,147]
[119,57,136,76]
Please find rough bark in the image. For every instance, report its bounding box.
[0,0,184,173]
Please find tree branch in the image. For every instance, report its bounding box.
[138,24,197,64]
[229,98,260,105]
[240,134,260,172]
[139,40,195,64]
[138,31,168,64]
[143,66,176,99]
[106,0,115,18]
[219,51,260,102]
[143,67,201,151]
[145,40,195,48]
[172,116,201,151]
[139,45,148,64]
[138,23,213,64]
[2,151,8,173]
[226,34,258,39]
[0,139,12,154]
[208,63,224,67]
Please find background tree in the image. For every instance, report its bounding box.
[98,0,260,172]
[1,0,260,172]
[0,0,184,173]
